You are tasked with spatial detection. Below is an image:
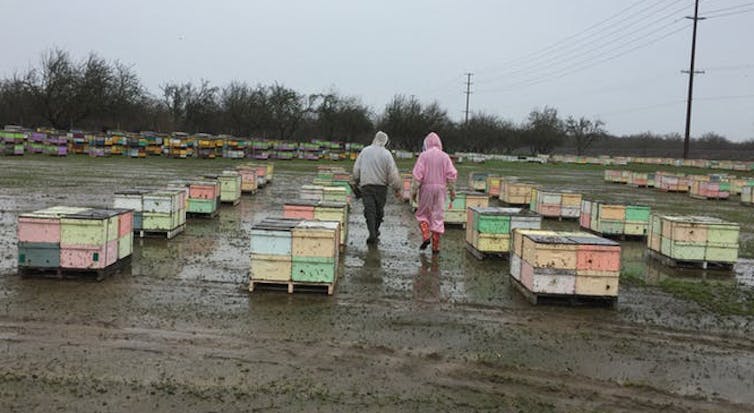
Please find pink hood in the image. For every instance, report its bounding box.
[423,132,442,151]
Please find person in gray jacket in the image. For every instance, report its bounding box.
[352,131,402,244]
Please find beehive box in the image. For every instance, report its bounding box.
[17,206,89,269]
[689,180,730,200]
[283,199,318,220]
[114,190,149,231]
[510,229,620,300]
[530,189,582,219]
[59,209,121,270]
[603,170,629,184]
[291,221,340,283]
[647,215,739,266]
[499,181,538,205]
[314,201,349,247]
[465,207,541,255]
[741,185,754,206]
[486,176,503,197]
[207,171,242,204]
[301,185,325,201]
[249,218,300,281]
[468,172,489,192]
[628,172,654,187]
[657,173,690,192]
[580,200,650,237]
[235,166,258,193]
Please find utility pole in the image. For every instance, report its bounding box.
[463,73,473,124]
[683,0,705,159]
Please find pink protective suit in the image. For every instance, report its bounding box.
[412,133,458,234]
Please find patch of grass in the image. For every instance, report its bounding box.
[659,278,754,316]
[620,264,647,286]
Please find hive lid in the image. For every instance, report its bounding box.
[63,208,120,220]
[526,234,579,244]
[285,199,320,207]
[252,217,302,231]
[565,235,619,246]
[110,208,134,215]
[202,174,220,179]
[114,189,152,195]
[20,206,90,218]
[295,221,340,231]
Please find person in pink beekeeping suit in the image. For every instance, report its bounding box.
[410,132,458,254]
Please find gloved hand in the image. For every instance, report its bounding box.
[394,190,402,200]
[449,190,456,202]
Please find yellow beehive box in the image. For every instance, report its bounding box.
[521,232,578,269]
[473,232,510,253]
[249,254,291,282]
[291,221,340,258]
[561,192,582,207]
[575,276,620,296]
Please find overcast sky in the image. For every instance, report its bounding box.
[3,0,753,140]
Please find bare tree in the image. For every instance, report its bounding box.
[565,116,605,156]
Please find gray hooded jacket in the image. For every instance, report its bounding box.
[352,131,402,192]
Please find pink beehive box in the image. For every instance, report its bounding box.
[60,240,118,269]
[114,209,134,238]
[17,206,89,243]
[189,181,218,199]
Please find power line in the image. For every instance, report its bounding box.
[703,1,754,14]
[476,3,686,82]
[476,22,690,95]
[475,0,687,84]
[706,7,754,18]
[474,0,657,75]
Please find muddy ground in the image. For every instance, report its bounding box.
[1,155,753,412]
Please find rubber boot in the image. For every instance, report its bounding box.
[419,222,431,250]
[431,232,441,255]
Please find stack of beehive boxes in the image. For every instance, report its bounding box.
[628,172,654,187]
[689,180,730,200]
[249,217,340,294]
[113,190,148,232]
[465,207,541,255]
[529,189,582,219]
[647,215,739,266]
[235,166,258,194]
[186,179,220,216]
[580,200,651,237]
[486,176,503,198]
[603,170,629,183]
[283,200,348,248]
[142,189,185,234]
[18,206,134,273]
[468,172,490,192]
[657,173,690,192]
[499,181,539,206]
[741,185,754,205]
[510,229,620,299]
[443,191,489,225]
[204,171,242,205]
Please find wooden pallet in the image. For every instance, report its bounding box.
[445,221,466,229]
[510,275,617,307]
[138,224,185,240]
[221,198,241,206]
[249,278,336,295]
[646,249,734,271]
[465,242,508,260]
[241,189,257,195]
[19,256,131,282]
[187,209,219,219]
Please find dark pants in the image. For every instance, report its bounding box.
[361,185,387,240]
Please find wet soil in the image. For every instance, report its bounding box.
[0,156,753,412]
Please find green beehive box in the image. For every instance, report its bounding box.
[475,214,511,234]
[143,212,174,231]
[188,198,217,214]
[60,209,119,246]
[218,174,242,201]
[446,193,466,210]
[707,222,739,244]
[18,242,60,268]
[291,256,337,283]
[625,205,651,222]
[597,219,624,235]
[666,240,706,261]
